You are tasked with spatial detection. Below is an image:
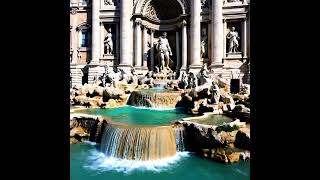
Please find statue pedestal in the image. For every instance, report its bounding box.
[226,52,242,59]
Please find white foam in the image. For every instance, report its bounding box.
[84,149,190,174]
[83,141,97,146]
[128,105,177,111]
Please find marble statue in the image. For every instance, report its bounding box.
[100,65,115,87]
[155,66,160,73]
[94,73,101,86]
[210,81,220,104]
[201,28,208,58]
[119,68,130,83]
[188,72,198,88]
[198,64,211,86]
[181,72,188,89]
[130,68,138,84]
[104,28,114,55]
[140,71,154,85]
[77,48,81,61]
[101,65,108,87]
[156,32,173,73]
[226,27,240,53]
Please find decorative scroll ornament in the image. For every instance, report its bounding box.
[70,7,78,15]
[145,2,160,21]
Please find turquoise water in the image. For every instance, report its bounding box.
[71,143,250,180]
[76,106,191,126]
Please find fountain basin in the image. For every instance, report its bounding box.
[75,106,191,126]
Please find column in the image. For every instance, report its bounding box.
[100,22,105,58]
[211,0,224,68]
[116,24,120,58]
[181,20,187,70]
[176,31,180,70]
[90,0,100,64]
[223,19,227,59]
[241,18,247,58]
[71,13,78,64]
[134,20,142,68]
[142,25,148,69]
[150,29,155,70]
[247,16,250,58]
[119,0,132,68]
[189,0,202,70]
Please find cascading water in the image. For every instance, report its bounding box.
[174,126,186,152]
[127,90,182,108]
[100,124,177,160]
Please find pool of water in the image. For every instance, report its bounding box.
[76,106,191,126]
[70,143,250,180]
[188,115,233,126]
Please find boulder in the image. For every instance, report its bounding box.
[212,148,228,163]
[213,148,241,164]
[94,86,104,96]
[107,99,117,108]
[198,103,214,115]
[220,130,237,145]
[70,137,78,144]
[233,104,250,113]
[227,152,241,163]
[102,88,122,102]
[234,129,250,150]
[231,104,250,122]
[74,95,89,104]
[227,104,235,111]
[221,94,235,105]
[70,126,88,137]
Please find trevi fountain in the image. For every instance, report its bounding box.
[70,0,250,179]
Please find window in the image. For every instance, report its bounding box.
[81,31,89,47]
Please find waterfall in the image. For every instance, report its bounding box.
[174,126,186,152]
[100,125,177,160]
[128,90,181,108]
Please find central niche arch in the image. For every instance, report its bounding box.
[144,0,183,22]
[134,0,189,25]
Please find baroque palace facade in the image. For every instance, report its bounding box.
[70,0,250,86]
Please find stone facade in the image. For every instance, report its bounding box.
[70,0,250,87]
